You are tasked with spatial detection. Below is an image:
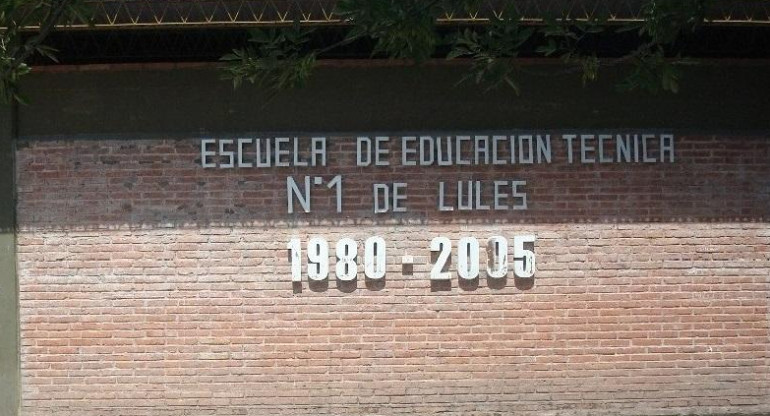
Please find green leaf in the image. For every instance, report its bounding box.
[446,47,471,60]
[503,75,520,95]
[337,0,439,62]
[535,40,558,57]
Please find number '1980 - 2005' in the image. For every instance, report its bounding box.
[287,236,536,282]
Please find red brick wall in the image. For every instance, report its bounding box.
[15,135,770,415]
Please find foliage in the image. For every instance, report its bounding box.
[616,49,685,94]
[636,0,705,44]
[0,0,710,103]
[448,8,535,93]
[537,15,605,85]
[221,25,317,91]
[1,0,89,103]
[224,0,709,95]
[336,0,439,63]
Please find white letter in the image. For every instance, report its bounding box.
[562,135,576,163]
[512,181,527,210]
[375,136,390,166]
[493,181,508,210]
[401,136,417,166]
[536,135,552,163]
[580,134,595,163]
[275,137,290,167]
[201,139,216,168]
[474,136,489,165]
[327,175,342,213]
[287,176,311,213]
[616,134,631,163]
[256,138,271,167]
[633,134,640,162]
[237,138,253,168]
[437,136,453,166]
[438,182,453,211]
[457,181,473,211]
[456,136,470,165]
[219,139,234,168]
[373,184,389,213]
[292,138,308,167]
[598,134,613,163]
[492,136,507,165]
[393,183,407,212]
[311,137,327,167]
[661,134,675,162]
[642,134,656,163]
[419,136,435,166]
[475,181,490,210]
[518,135,534,164]
[357,137,372,166]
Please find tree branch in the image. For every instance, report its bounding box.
[11,0,71,69]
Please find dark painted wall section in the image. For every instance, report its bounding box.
[17,62,770,139]
[0,103,19,416]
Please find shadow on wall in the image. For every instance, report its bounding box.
[12,135,770,231]
[289,271,535,294]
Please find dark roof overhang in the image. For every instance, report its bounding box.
[41,0,770,30]
[18,0,770,65]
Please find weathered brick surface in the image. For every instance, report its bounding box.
[15,136,770,415]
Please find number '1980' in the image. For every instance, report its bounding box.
[287,235,536,282]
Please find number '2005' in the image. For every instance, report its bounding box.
[429,235,536,280]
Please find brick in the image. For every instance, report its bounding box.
[14,136,770,416]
